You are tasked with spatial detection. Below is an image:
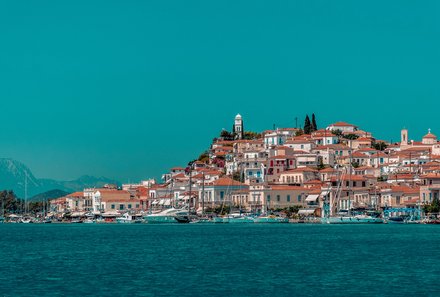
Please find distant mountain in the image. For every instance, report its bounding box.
[0,158,120,198]
[29,189,70,202]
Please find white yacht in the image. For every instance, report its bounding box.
[143,208,188,224]
[116,213,142,224]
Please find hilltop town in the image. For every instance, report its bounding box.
[46,114,440,220]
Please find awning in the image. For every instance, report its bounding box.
[70,212,85,217]
[305,194,319,202]
[159,199,165,205]
[163,200,171,206]
[320,191,330,197]
[298,209,316,215]
[152,201,159,205]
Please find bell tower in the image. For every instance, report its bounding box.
[401,128,408,146]
[233,114,243,139]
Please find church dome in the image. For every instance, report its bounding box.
[235,114,242,120]
[423,129,437,139]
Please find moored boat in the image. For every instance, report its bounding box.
[143,208,188,224]
[254,215,289,224]
[321,214,383,224]
[116,213,142,224]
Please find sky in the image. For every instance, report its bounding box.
[0,0,439,182]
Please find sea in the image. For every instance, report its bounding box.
[0,224,439,297]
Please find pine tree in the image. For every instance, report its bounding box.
[311,113,317,132]
[304,115,311,134]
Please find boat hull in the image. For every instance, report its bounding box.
[322,216,384,224]
[143,216,178,224]
[254,217,289,224]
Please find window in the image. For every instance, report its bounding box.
[136,204,139,208]
[220,191,224,200]
[277,195,280,202]
[287,195,291,202]
[362,181,366,187]
[267,195,271,202]
[128,204,132,209]
[297,195,301,202]
[353,182,357,187]
[119,204,125,210]
[111,204,115,209]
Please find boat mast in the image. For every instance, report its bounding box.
[25,172,28,215]
[348,140,352,215]
[201,172,205,216]
[188,165,192,211]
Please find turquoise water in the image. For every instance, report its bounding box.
[0,224,439,296]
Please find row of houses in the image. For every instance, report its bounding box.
[50,116,440,217]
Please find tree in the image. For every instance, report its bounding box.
[197,151,210,163]
[243,131,261,140]
[331,129,343,137]
[343,134,359,140]
[317,157,325,170]
[220,130,235,140]
[295,128,304,136]
[424,197,440,214]
[304,115,311,134]
[311,113,318,132]
[372,141,388,151]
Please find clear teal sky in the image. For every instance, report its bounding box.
[1,1,439,181]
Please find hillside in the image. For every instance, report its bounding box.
[0,158,120,198]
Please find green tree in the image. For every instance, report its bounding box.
[311,113,318,132]
[1,190,21,214]
[304,115,311,134]
[232,171,243,182]
[343,134,359,140]
[197,151,210,163]
[243,131,261,140]
[424,197,440,213]
[331,129,343,137]
[317,157,325,170]
[295,128,304,136]
[372,141,388,151]
[220,130,235,140]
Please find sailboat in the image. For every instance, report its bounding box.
[321,153,383,224]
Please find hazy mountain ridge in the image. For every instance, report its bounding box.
[0,158,120,198]
[29,189,70,202]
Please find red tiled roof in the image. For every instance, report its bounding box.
[210,177,247,187]
[329,122,357,127]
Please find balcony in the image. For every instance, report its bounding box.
[427,184,440,190]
